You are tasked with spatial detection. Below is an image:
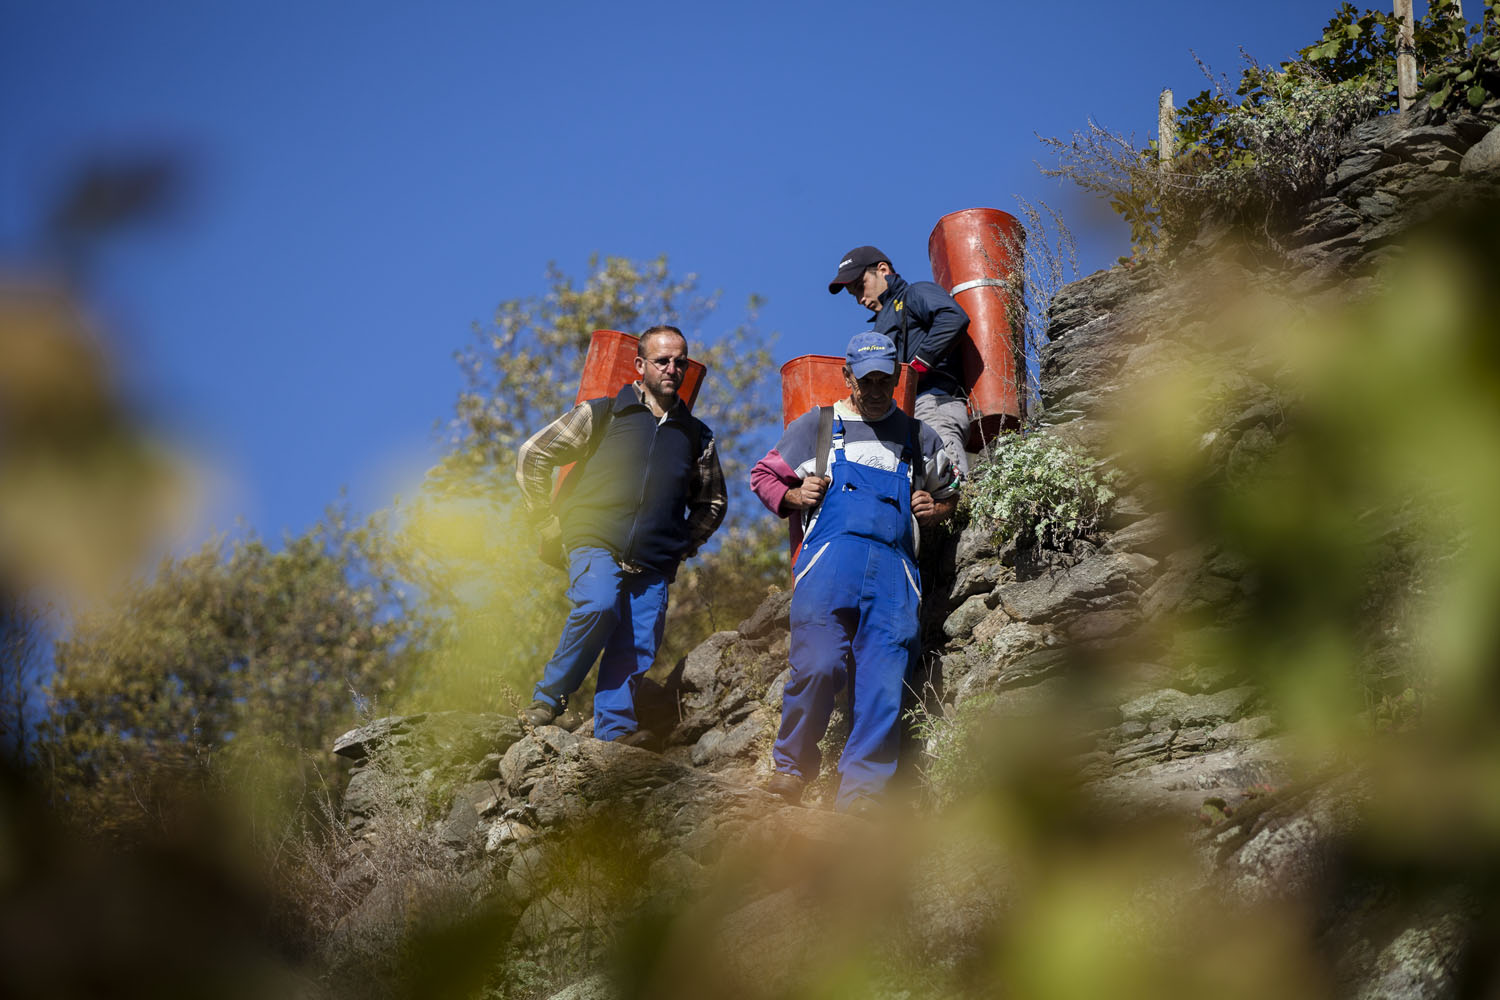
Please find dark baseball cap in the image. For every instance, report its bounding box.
[827,245,891,294]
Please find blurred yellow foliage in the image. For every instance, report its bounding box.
[0,280,189,606]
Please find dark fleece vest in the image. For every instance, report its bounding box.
[560,384,706,578]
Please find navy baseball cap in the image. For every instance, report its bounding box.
[846,331,897,378]
[828,245,891,294]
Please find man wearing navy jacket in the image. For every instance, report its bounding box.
[828,245,972,476]
[515,325,727,745]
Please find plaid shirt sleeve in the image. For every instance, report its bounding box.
[682,429,728,556]
[515,402,594,521]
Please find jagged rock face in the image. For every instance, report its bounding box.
[327,110,1500,1000]
[1284,111,1500,280]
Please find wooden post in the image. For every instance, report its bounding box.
[1395,0,1418,113]
[1158,88,1175,170]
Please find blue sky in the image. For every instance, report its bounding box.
[2,0,1354,548]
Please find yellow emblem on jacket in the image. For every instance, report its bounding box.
[894,300,904,312]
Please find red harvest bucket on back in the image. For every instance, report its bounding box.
[927,208,1025,447]
[779,354,915,427]
[576,329,705,409]
[551,330,707,503]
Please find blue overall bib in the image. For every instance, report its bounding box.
[773,414,922,809]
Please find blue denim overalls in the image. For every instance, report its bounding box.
[773,414,922,809]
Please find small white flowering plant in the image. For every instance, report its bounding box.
[962,433,1118,552]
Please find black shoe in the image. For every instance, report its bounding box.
[523,701,559,727]
[765,772,804,805]
[555,708,585,732]
[614,729,655,749]
[843,795,880,818]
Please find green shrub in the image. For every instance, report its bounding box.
[1042,1,1500,255]
[1170,74,1387,234]
[1420,0,1500,112]
[962,434,1117,553]
[907,695,996,809]
[1042,70,1384,254]
[1283,0,1497,114]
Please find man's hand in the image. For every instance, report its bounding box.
[781,475,830,513]
[912,490,956,527]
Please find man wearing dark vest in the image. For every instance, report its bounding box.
[750,332,958,811]
[828,245,973,476]
[515,325,727,745]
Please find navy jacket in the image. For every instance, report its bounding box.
[560,385,710,578]
[869,274,969,396]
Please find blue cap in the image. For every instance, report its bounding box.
[846,331,898,379]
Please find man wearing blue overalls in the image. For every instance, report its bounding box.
[750,332,958,811]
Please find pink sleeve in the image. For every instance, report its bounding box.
[749,448,799,517]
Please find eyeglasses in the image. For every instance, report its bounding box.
[644,355,689,372]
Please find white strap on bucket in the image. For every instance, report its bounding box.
[948,277,1008,296]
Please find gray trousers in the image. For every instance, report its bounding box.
[914,390,970,478]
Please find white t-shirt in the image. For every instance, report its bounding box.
[773,400,958,542]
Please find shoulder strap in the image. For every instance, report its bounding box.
[553,397,614,508]
[897,297,911,361]
[814,405,833,478]
[584,396,614,460]
[905,412,924,485]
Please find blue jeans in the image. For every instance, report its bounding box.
[533,546,669,741]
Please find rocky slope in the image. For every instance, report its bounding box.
[324,106,1500,1000]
